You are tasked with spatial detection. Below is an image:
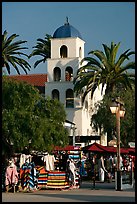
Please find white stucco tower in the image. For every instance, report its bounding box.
[45,19,105,145]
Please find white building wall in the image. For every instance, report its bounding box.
[51,37,85,59]
[45,81,74,105]
[66,108,82,136]
[82,108,91,135]
[45,26,107,146]
[47,58,80,82]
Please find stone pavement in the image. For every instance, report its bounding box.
[2,181,135,202]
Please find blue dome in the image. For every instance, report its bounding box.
[53,22,82,39]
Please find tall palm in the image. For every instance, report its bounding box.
[73,42,135,103]
[2,30,31,75]
[29,34,52,68]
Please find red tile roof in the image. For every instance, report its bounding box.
[8,74,47,87]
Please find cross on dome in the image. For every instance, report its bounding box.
[65,16,69,25]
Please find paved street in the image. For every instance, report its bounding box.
[2,181,135,202]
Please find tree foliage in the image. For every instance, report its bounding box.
[2,30,31,75]
[119,87,135,146]
[29,34,52,68]
[91,87,135,146]
[2,76,69,157]
[74,42,135,103]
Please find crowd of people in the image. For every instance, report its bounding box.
[83,153,135,183]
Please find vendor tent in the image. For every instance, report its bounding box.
[106,146,129,154]
[82,142,131,154]
[125,147,135,155]
[82,142,106,152]
[53,145,81,151]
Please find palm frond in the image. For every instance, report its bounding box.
[110,42,121,64]
[29,33,51,68]
[74,42,135,102]
[2,31,30,75]
[34,59,44,68]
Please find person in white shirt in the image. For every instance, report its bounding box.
[69,159,76,187]
[98,155,108,182]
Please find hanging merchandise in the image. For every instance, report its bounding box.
[5,159,19,193]
[46,171,70,189]
[35,166,48,189]
[41,154,55,171]
[20,159,38,192]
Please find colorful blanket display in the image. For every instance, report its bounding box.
[68,150,81,160]
[46,171,70,189]
[75,170,81,187]
[11,152,81,191]
[67,150,81,187]
[9,165,80,191]
[68,170,81,188]
[20,162,38,191]
[35,166,48,189]
[35,166,80,189]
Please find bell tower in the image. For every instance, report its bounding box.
[45,19,93,145]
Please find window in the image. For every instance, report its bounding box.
[53,67,61,81]
[52,89,60,100]
[65,66,73,81]
[60,45,67,58]
[66,89,74,108]
[79,47,82,58]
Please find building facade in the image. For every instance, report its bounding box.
[45,19,107,146]
[8,19,107,146]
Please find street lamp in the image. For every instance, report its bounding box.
[110,97,125,191]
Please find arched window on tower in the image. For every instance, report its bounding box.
[53,67,61,81]
[66,89,74,108]
[52,89,60,101]
[65,66,73,81]
[79,47,82,58]
[60,45,67,58]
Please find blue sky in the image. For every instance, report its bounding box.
[2,2,135,75]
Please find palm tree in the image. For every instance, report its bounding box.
[2,30,31,75]
[73,42,135,103]
[29,34,52,68]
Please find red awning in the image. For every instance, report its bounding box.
[82,142,130,154]
[53,145,81,151]
[125,147,135,155]
[53,146,63,151]
[82,142,107,152]
[106,146,129,154]
[127,148,135,152]
[62,145,80,151]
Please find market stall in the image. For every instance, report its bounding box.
[33,166,70,189]
[82,142,134,154]
[82,142,135,182]
[50,145,81,189]
[4,146,82,192]
[35,166,48,189]
[19,150,81,191]
[46,170,69,189]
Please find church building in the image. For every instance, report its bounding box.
[8,18,107,147]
